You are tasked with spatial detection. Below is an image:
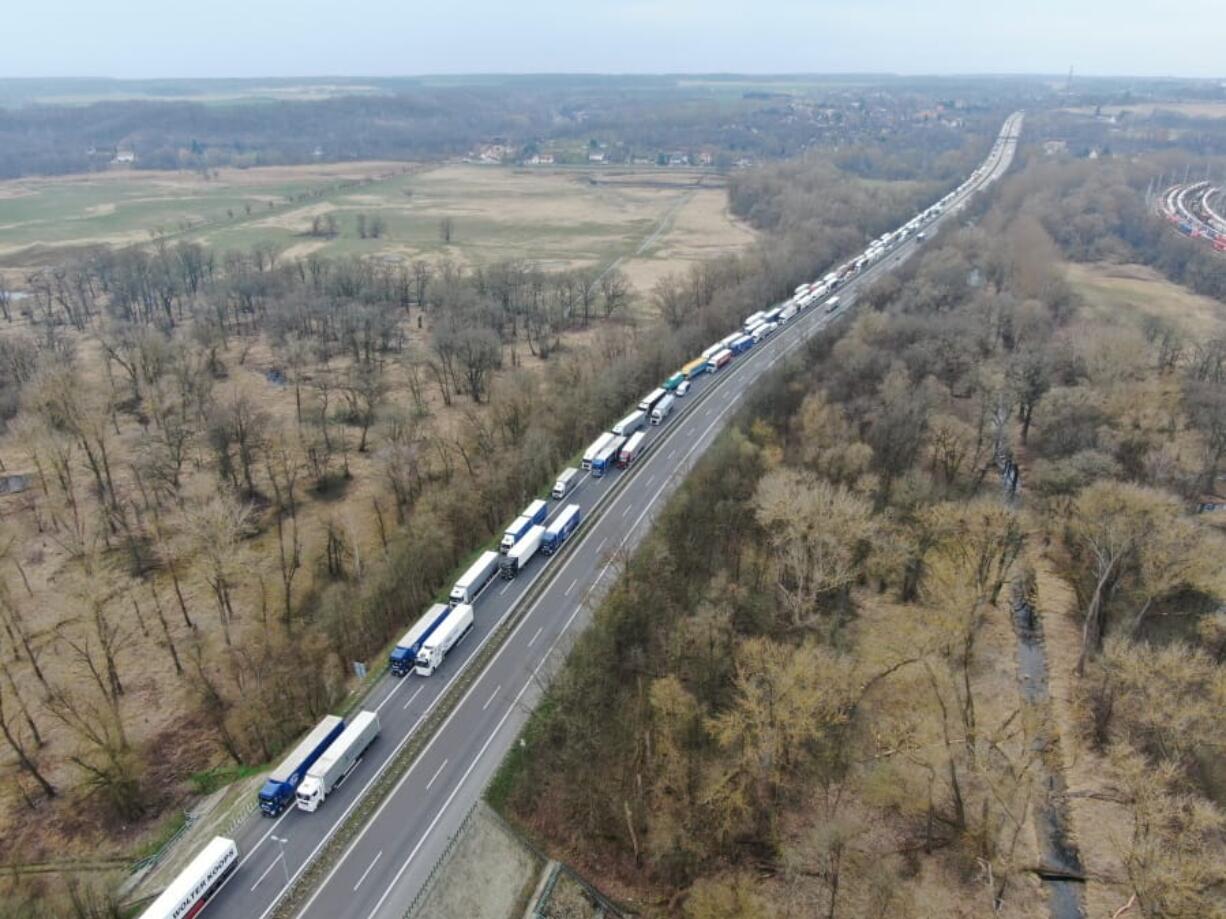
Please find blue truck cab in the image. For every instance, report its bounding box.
[259,715,345,816]
[389,603,451,677]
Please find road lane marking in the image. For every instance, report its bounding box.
[621,504,631,517]
[251,851,286,892]
[499,581,511,596]
[282,125,1021,919]
[483,686,501,711]
[565,578,577,596]
[231,803,291,880]
[402,685,425,711]
[645,475,656,487]
[353,851,382,892]
[374,674,408,713]
[425,759,448,792]
[596,537,607,554]
[527,626,543,648]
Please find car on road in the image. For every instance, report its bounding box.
[675,380,691,397]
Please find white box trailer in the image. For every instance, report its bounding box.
[415,604,474,676]
[139,836,238,919]
[449,550,500,606]
[612,410,646,437]
[743,310,767,331]
[295,710,381,812]
[582,432,615,470]
[650,394,675,424]
[552,467,580,499]
[499,524,546,579]
[637,388,667,414]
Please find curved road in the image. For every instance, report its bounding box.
[200,111,1023,919]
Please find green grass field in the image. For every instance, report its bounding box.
[0,163,747,283]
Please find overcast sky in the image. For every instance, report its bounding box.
[5,0,1223,80]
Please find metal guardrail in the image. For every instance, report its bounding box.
[130,812,197,874]
[239,115,1024,919]
[400,801,479,919]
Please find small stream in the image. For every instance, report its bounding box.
[998,433,1085,919]
[1011,582,1086,919]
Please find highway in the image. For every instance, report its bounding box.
[1159,179,1226,251]
[197,110,1022,919]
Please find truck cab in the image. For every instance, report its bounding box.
[296,776,326,812]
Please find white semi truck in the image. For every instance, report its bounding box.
[415,603,475,676]
[295,710,381,812]
[499,524,546,579]
[139,836,238,919]
[449,550,500,605]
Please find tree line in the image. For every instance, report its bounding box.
[0,118,1005,914]
[496,153,1226,918]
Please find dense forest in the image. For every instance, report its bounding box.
[494,149,1226,917]
[0,116,996,913]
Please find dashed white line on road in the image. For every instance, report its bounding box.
[596,537,607,554]
[425,759,448,792]
[482,685,501,711]
[668,449,677,460]
[250,851,285,892]
[499,582,511,596]
[622,504,631,517]
[402,684,424,711]
[527,626,543,647]
[353,851,383,891]
[645,475,656,487]
[565,578,577,596]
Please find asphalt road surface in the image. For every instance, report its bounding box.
[203,110,1022,919]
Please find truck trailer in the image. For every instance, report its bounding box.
[541,504,581,555]
[591,436,626,477]
[139,836,238,919]
[500,515,533,553]
[663,372,686,391]
[258,715,345,816]
[650,394,675,424]
[582,432,615,470]
[500,525,546,579]
[681,357,710,380]
[449,550,500,605]
[389,603,451,676]
[637,387,667,414]
[617,430,646,468]
[501,500,547,552]
[552,467,580,499]
[612,410,646,437]
[708,348,733,371]
[295,710,381,812]
[415,604,474,676]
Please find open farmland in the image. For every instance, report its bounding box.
[0,162,754,294]
[0,156,757,880]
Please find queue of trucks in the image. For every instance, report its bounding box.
[296,711,381,812]
[146,126,1014,915]
[258,715,346,817]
